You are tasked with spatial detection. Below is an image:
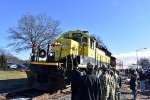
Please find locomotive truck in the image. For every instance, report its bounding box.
[26,30,116,91]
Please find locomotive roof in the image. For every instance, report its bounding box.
[57,30,90,39]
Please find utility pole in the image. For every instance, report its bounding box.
[136,48,147,69]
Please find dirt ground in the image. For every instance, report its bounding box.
[121,83,150,100]
[120,76,150,100]
[0,71,149,100]
[0,82,149,100]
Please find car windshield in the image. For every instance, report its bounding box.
[8,62,14,64]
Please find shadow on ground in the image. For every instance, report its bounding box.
[5,88,46,100]
[121,91,131,95]
[0,78,29,93]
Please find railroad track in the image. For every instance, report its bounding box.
[6,86,71,100]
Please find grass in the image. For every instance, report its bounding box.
[0,70,27,80]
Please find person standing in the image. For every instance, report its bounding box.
[109,70,115,100]
[80,62,101,100]
[70,62,82,100]
[113,68,119,100]
[116,70,122,100]
[139,69,145,92]
[130,69,138,100]
[99,64,110,100]
[94,65,99,76]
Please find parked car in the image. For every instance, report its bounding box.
[7,62,18,69]
[7,62,13,67]
[16,64,25,68]
[10,64,18,69]
[22,63,29,68]
[17,63,29,69]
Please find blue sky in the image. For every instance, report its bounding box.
[0,0,150,60]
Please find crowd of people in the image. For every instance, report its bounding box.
[125,68,150,100]
[70,61,122,100]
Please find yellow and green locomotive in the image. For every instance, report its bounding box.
[26,30,116,90]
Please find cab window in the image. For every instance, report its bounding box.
[73,38,81,43]
[72,33,82,37]
[64,34,69,38]
[82,37,87,46]
[90,38,94,49]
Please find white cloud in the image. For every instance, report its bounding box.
[114,49,150,68]
[114,49,150,58]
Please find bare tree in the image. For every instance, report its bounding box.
[8,13,62,52]
[0,48,24,64]
[90,34,107,49]
[139,58,150,66]
[90,34,112,56]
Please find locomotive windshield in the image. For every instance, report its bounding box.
[64,34,69,38]
[72,33,82,37]
[73,38,81,43]
[82,37,87,46]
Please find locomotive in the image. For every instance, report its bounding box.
[26,30,116,91]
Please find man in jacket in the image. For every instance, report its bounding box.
[71,62,82,100]
[116,70,122,100]
[139,69,145,92]
[130,69,138,100]
[99,64,110,100]
[80,62,101,100]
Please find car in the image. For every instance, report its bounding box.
[7,62,19,69]
[7,62,14,68]
[16,64,25,68]
[9,64,18,68]
[22,63,29,68]
[17,63,29,69]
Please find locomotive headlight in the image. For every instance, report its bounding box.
[57,42,60,45]
[50,53,53,56]
[55,42,61,46]
[55,42,58,45]
[50,52,55,56]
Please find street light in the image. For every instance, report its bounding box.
[136,48,147,69]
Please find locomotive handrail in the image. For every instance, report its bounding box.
[64,47,68,69]
[58,47,63,69]
[30,62,60,66]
